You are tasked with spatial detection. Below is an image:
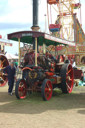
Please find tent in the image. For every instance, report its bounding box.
[6,53,18,59]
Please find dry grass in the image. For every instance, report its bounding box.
[0,85,85,128]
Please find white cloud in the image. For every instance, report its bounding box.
[0,0,85,36]
[0,0,32,23]
[8,0,29,7]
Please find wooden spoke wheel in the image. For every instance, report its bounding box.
[0,55,9,87]
[60,64,74,93]
[41,79,53,101]
[15,79,27,99]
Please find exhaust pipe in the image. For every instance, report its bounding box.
[31,0,40,31]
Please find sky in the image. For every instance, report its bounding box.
[0,0,85,54]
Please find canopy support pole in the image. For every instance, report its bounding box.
[43,43,46,54]
[35,38,37,66]
[18,38,20,66]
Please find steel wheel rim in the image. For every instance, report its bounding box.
[45,80,52,100]
[0,77,8,87]
[18,80,27,99]
[66,64,74,93]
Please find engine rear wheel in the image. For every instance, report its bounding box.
[15,79,27,99]
[41,79,53,101]
[60,64,74,93]
[0,55,9,87]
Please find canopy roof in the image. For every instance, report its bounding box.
[8,31,75,46]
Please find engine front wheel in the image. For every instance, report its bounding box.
[15,79,27,99]
[60,64,74,93]
[41,79,53,101]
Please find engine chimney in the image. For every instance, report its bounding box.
[31,0,40,31]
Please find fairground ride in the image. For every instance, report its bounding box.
[47,0,81,41]
[47,0,85,65]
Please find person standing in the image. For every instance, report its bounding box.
[4,62,16,95]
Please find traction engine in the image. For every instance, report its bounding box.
[15,51,74,101]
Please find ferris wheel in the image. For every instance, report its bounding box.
[47,0,81,41]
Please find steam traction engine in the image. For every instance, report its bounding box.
[14,33,74,101]
[7,0,74,101]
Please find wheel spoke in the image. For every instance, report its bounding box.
[0,59,5,68]
[67,83,71,90]
[0,76,4,81]
[18,87,22,91]
[19,87,25,98]
[67,69,71,75]
[17,80,27,99]
[2,59,6,64]
[19,91,22,96]
[67,67,73,91]
[69,79,73,82]
[46,83,49,88]
[66,77,72,82]
[46,83,52,99]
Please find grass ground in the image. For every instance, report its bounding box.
[0,85,85,128]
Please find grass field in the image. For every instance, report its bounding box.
[0,85,85,128]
